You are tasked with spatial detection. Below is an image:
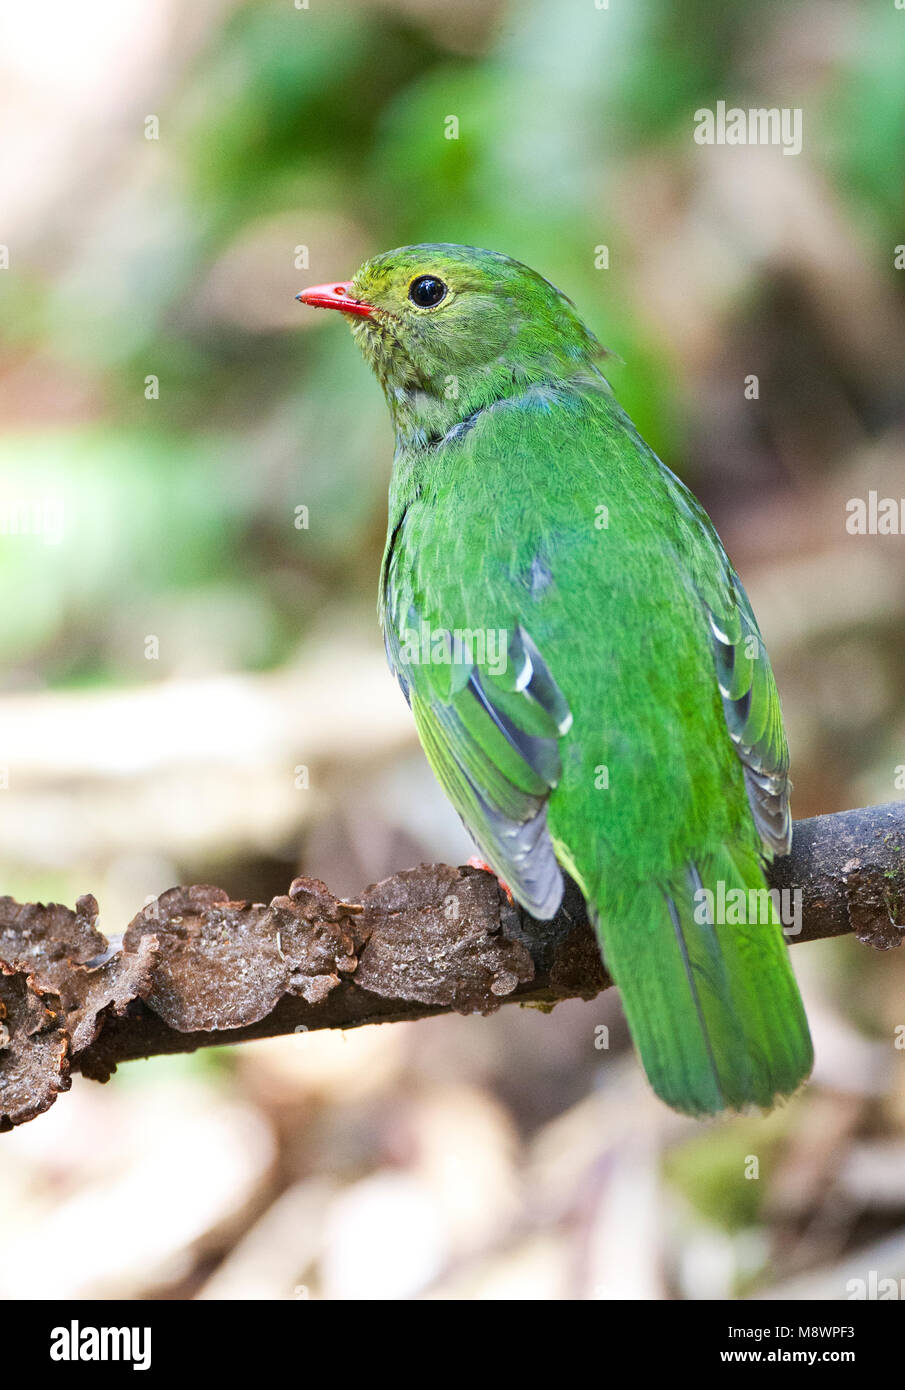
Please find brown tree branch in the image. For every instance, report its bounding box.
[2,801,904,1130]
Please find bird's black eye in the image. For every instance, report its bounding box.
[409,274,447,308]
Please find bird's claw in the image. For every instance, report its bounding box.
[466,855,514,905]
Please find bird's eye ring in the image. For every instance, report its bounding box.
[408,275,448,308]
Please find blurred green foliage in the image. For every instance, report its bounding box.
[3,0,904,690]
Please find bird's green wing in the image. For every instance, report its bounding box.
[383,548,571,919]
[661,464,791,855]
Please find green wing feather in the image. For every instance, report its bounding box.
[660,463,792,855]
[382,545,570,917]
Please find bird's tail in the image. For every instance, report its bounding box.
[593,843,813,1116]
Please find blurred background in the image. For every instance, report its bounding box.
[1,0,905,1299]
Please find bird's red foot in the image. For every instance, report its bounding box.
[466,856,514,905]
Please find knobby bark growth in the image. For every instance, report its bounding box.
[1,802,903,1130]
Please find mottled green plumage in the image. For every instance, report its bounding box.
[311,243,812,1116]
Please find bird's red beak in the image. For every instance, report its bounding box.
[295,280,374,317]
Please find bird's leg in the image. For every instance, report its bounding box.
[466,855,514,905]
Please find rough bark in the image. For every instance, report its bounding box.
[1,801,903,1130]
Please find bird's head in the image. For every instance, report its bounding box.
[297,243,604,445]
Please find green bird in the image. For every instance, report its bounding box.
[297,244,813,1117]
